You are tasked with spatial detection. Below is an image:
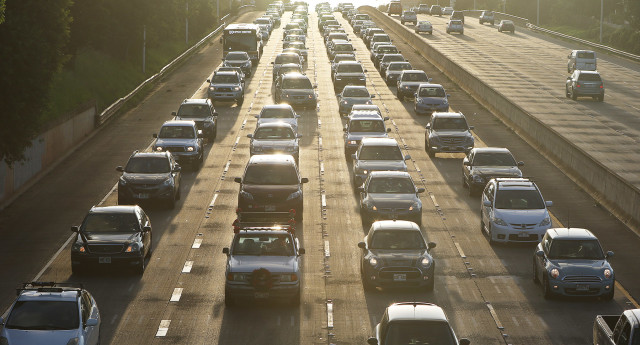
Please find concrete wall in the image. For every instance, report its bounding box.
[361,6,640,230]
[0,104,96,206]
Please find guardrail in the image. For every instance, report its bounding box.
[97,5,255,125]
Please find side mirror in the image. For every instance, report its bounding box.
[298,248,306,255]
[143,226,152,232]
[71,226,80,233]
[425,123,431,129]
[301,177,309,184]
[417,188,425,193]
[234,177,242,183]
[358,242,366,249]
[357,186,365,192]
[386,128,391,133]
[85,318,99,327]
[371,95,376,98]
[153,133,158,138]
[247,134,253,138]
[213,112,219,117]
[367,337,379,345]
[116,166,124,172]
[351,153,357,160]
[483,200,492,207]
[463,160,470,166]
[207,79,211,83]
[404,154,411,161]
[314,84,318,89]
[270,61,274,64]
[535,250,544,257]
[428,77,433,82]
[254,115,259,118]
[459,339,471,345]
[606,251,614,258]
[517,161,525,166]
[171,111,177,116]
[428,242,436,249]
[566,76,572,80]
[222,247,229,254]
[383,116,390,121]
[446,94,451,98]
[173,166,181,172]
[469,125,475,130]
[297,134,303,138]
[343,126,348,132]
[545,201,553,207]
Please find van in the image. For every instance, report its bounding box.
[567,50,597,73]
[450,10,464,24]
[388,1,402,16]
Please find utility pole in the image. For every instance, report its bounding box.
[142,25,146,74]
[600,0,604,43]
[186,1,189,45]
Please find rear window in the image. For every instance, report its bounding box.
[260,107,294,118]
[281,77,312,89]
[343,88,370,97]
[350,120,385,133]
[578,73,602,82]
[577,52,595,59]
[337,64,364,73]
[275,54,300,64]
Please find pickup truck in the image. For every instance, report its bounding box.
[593,309,640,345]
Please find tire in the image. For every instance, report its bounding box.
[427,146,435,158]
[565,86,570,98]
[426,265,435,291]
[167,196,176,209]
[175,186,181,201]
[290,289,301,306]
[491,21,494,25]
[237,95,244,106]
[488,224,496,245]
[462,175,468,189]
[532,259,539,284]
[598,94,604,102]
[361,269,376,292]
[571,89,578,100]
[468,185,478,197]
[136,255,146,275]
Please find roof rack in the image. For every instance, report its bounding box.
[394,302,437,307]
[17,282,84,296]
[233,209,297,234]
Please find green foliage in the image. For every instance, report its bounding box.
[0,0,73,165]
[0,0,5,24]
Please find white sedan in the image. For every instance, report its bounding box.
[414,20,433,34]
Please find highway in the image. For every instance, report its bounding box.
[1,8,640,345]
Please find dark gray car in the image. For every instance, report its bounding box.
[384,61,413,86]
[397,70,431,101]
[248,122,300,163]
[173,98,218,141]
[358,171,424,226]
[333,61,367,93]
[425,112,474,157]
[344,114,391,155]
[152,120,204,168]
[352,137,410,187]
[337,85,375,115]
[223,51,253,76]
[566,70,604,102]
[462,147,524,196]
[378,53,406,75]
[274,73,317,109]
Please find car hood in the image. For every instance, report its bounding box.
[242,184,299,194]
[343,97,372,104]
[367,193,418,207]
[431,130,470,138]
[252,139,298,149]
[280,89,314,96]
[335,73,365,79]
[257,119,297,128]
[346,132,388,141]
[122,172,170,184]
[369,249,428,262]
[83,232,139,242]
[494,208,548,224]
[228,255,298,273]
[399,81,426,88]
[472,166,522,176]
[211,83,240,88]
[356,160,407,172]
[2,328,79,345]
[417,96,447,104]
[155,138,198,147]
[550,259,610,275]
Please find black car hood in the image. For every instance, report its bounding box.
[123,172,170,184]
[367,193,417,208]
[335,73,365,78]
[83,232,139,242]
[473,166,521,176]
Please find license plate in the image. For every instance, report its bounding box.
[265,205,276,212]
[254,292,269,299]
[576,284,589,291]
[518,232,529,238]
[99,257,111,264]
[393,274,407,281]
[136,193,149,199]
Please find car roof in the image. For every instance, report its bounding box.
[248,154,296,165]
[372,219,420,231]
[417,83,442,89]
[89,205,138,214]
[276,52,300,58]
[226,51,249,56]
[181,98,209,105]
[431,112,465,119]
[472,147,511,154]
[401,69,427,75]
[343,85,368,91]
[352,104,380,111]
[361,137,398,146]
[350,114,384,121]
[369,171,412,179]
[495,178,536,190]
[281,73,310,80]
[256,122,294,129]
[337,61,363,66]
[236,229,293,236]
[386,302,448,322]
[131,151,169,159]
[162,120,196,127]
[213,71,238,77]
[262,104,294,110]
[547,228,597,240]
[18,290,80,302]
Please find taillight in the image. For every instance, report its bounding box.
[600,84,603,88]
[576,83,581,87]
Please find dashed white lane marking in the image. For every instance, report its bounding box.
[209,193,218,208]
[429,193,439,208]
[170,288,184,302]
[321,194,327,208]
[192,238,202,249]
[320,162,324,174]
[242,119,247,126]
[156,320,171,337]
[327,300,334,329]
[486,302,505,330]
[235,136,240,145]
[454,242,467,259]
[182,261,193,273]
[318,137,323,146]
[324,240,330,257]
[223,161,231,173]
[318,119,322,126]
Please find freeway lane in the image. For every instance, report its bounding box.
[1,8,640,345]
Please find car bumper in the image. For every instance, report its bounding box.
[362,265,433,288]
[489,223,551,243]
[208,91,243,100]
[428,143,474,154]
[71,253,144,267]
[225,282,300,301]
[574,89,604,96]
[365,209,422,223]
[172,152,201,163]
[238,198,303,213]
[547,279,614,297]
[119,183,175,202]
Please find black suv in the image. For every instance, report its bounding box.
[333,61,367,93]
[117,151,182,208]
[173,99,218,141]
[450,10,464,24]
[70,205,153,274]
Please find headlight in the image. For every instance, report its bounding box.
[155,146,163,151]
[539,217,551,226]
[209,86,215,91]
[550,268,560,279]
[286,190,302,200]
[341,100,348,105]
[119,177,127,185]
[240,190,254,200]
[371,205,377,211]
[359,77,365,80]
[72,242,86,253]
[284,94,290,98]
[125,242,141,253]
[366,100,372,104]
[420,257,431,267]
[472,175,484,183]
[280,273,298,282]
[186,146,194,152]
[233,87,240,91]
[493,217,508,226]
[409,201,420,211]
[362,170,368,175]
[403,85,410,89]
[604,269,612,279]
[66,338,80,345]
[162,177,173,186]
[368,257,378,266]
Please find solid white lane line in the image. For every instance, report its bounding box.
[223,161,230,173]
[324,240,330,257]
[182,261,193,273]
[170,288,184,302]
[320,163,324,174]
[454,242,467,259]
[209,193,218,208]
[321,194,327,208]
[32,234,75,281]
[192,238,202,249]
[486,303,504,330]
[327,300,334,329]
[156,320,171,337]
[98,183,118,206]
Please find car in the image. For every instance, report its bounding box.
[0,282,101,345]
[429,5,442,16]
[397,70,432,101]
[207,71,245,105]
[337,85,375,116]
[328,41,355,60]
[274,73,317,108]
[416,4,430,13]
[533,228,615,299]
[385,61,413,85]
[364,28,385,46]
[223,51,253,76]
[379,53,406,75]
[284,34,306,45]
[424,112,474,157]
[351,137,410,187]
[358,172,424,226]
[368,302,470,345]
[273,63,304,85]
[223,228,304,306]
[331,53,358,78]
[254,17,273,33]
[173,98,218,141]
[565,70,604,101]
[215,66,245,86]
[450,10,464,23]
[481,178,553,244]
[271,52,303,79]
[258,25,270,41]
[248,122,301,163]
[567,50,597,73]
[462,147,524,196]
[326,32,350,45]
[479,10,495,25]
[400,10,417,25]
[414,20,433,34]
[235,154,308,219]
[255,104,300,133]
[116,151,181,207]
[352,20,367,34]
[350,104,383,117]
[388,0,402,15]
[413,83,449,116]
[498,19,515,33]
[344,113,391,155]
[283,41,308,61]
[333,61,367,92]
[283,28,304,40]
[446,20,464,34]
[291,19,307,33]
[442,6,454,15]
[152,120,204,168]
[368,33,392,49]
[359,21,377,35]
[70,205,153,274]
[283,22,302,35]
[371,45,400,68]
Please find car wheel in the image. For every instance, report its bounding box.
[462,175,468,189]
[361,269,376,292]
[427,146,436,158]
[543,276,554,299]
[136,256,146,275]
[565,86,570,98]
[598,94,604,102]
[175,186,181,201]
[488,224,496,245]
[468,185,478,197]
[532,259,539,284]
[571,89,578,100]
[237,95,244,106]
[491,21,494,25]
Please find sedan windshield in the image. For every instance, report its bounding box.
[384,320,457,345]
[343,88,370,97]
[419,87,446,98]
[281,77,313,89]
[82,213,140,233]
[370,230,426,249]
[260,108,294,118]
[212,74,239,84]
[159,126,195,139]
[125,157,171,173]
[359,145,403,160]
[337,64,364,73]
[243,164,299,185]
[432,118,468,131]
[350,120,385,133]
[177,104,210,118]
[232,234,294,256]
[226,52,248,61]
[472,152,517,166]
[494,190,545,209]
[383,55,404,63]
[368,177,415,193]
[402,73,429,82]
[6,301,79,330]
[547,239,605,260]
[389,63,412,71]
[275,54,301,64]
[334,44,354,51]
[254,127,295,139]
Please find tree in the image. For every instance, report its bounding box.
[0,0,72,164]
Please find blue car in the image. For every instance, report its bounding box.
[414,83,450,116]
[533,228,615,299]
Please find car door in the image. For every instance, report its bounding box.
[481,183,495,230]
[81,292,99,344]
[140,209,151,254]
[463,150,474,182]
[535,235,551,281]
